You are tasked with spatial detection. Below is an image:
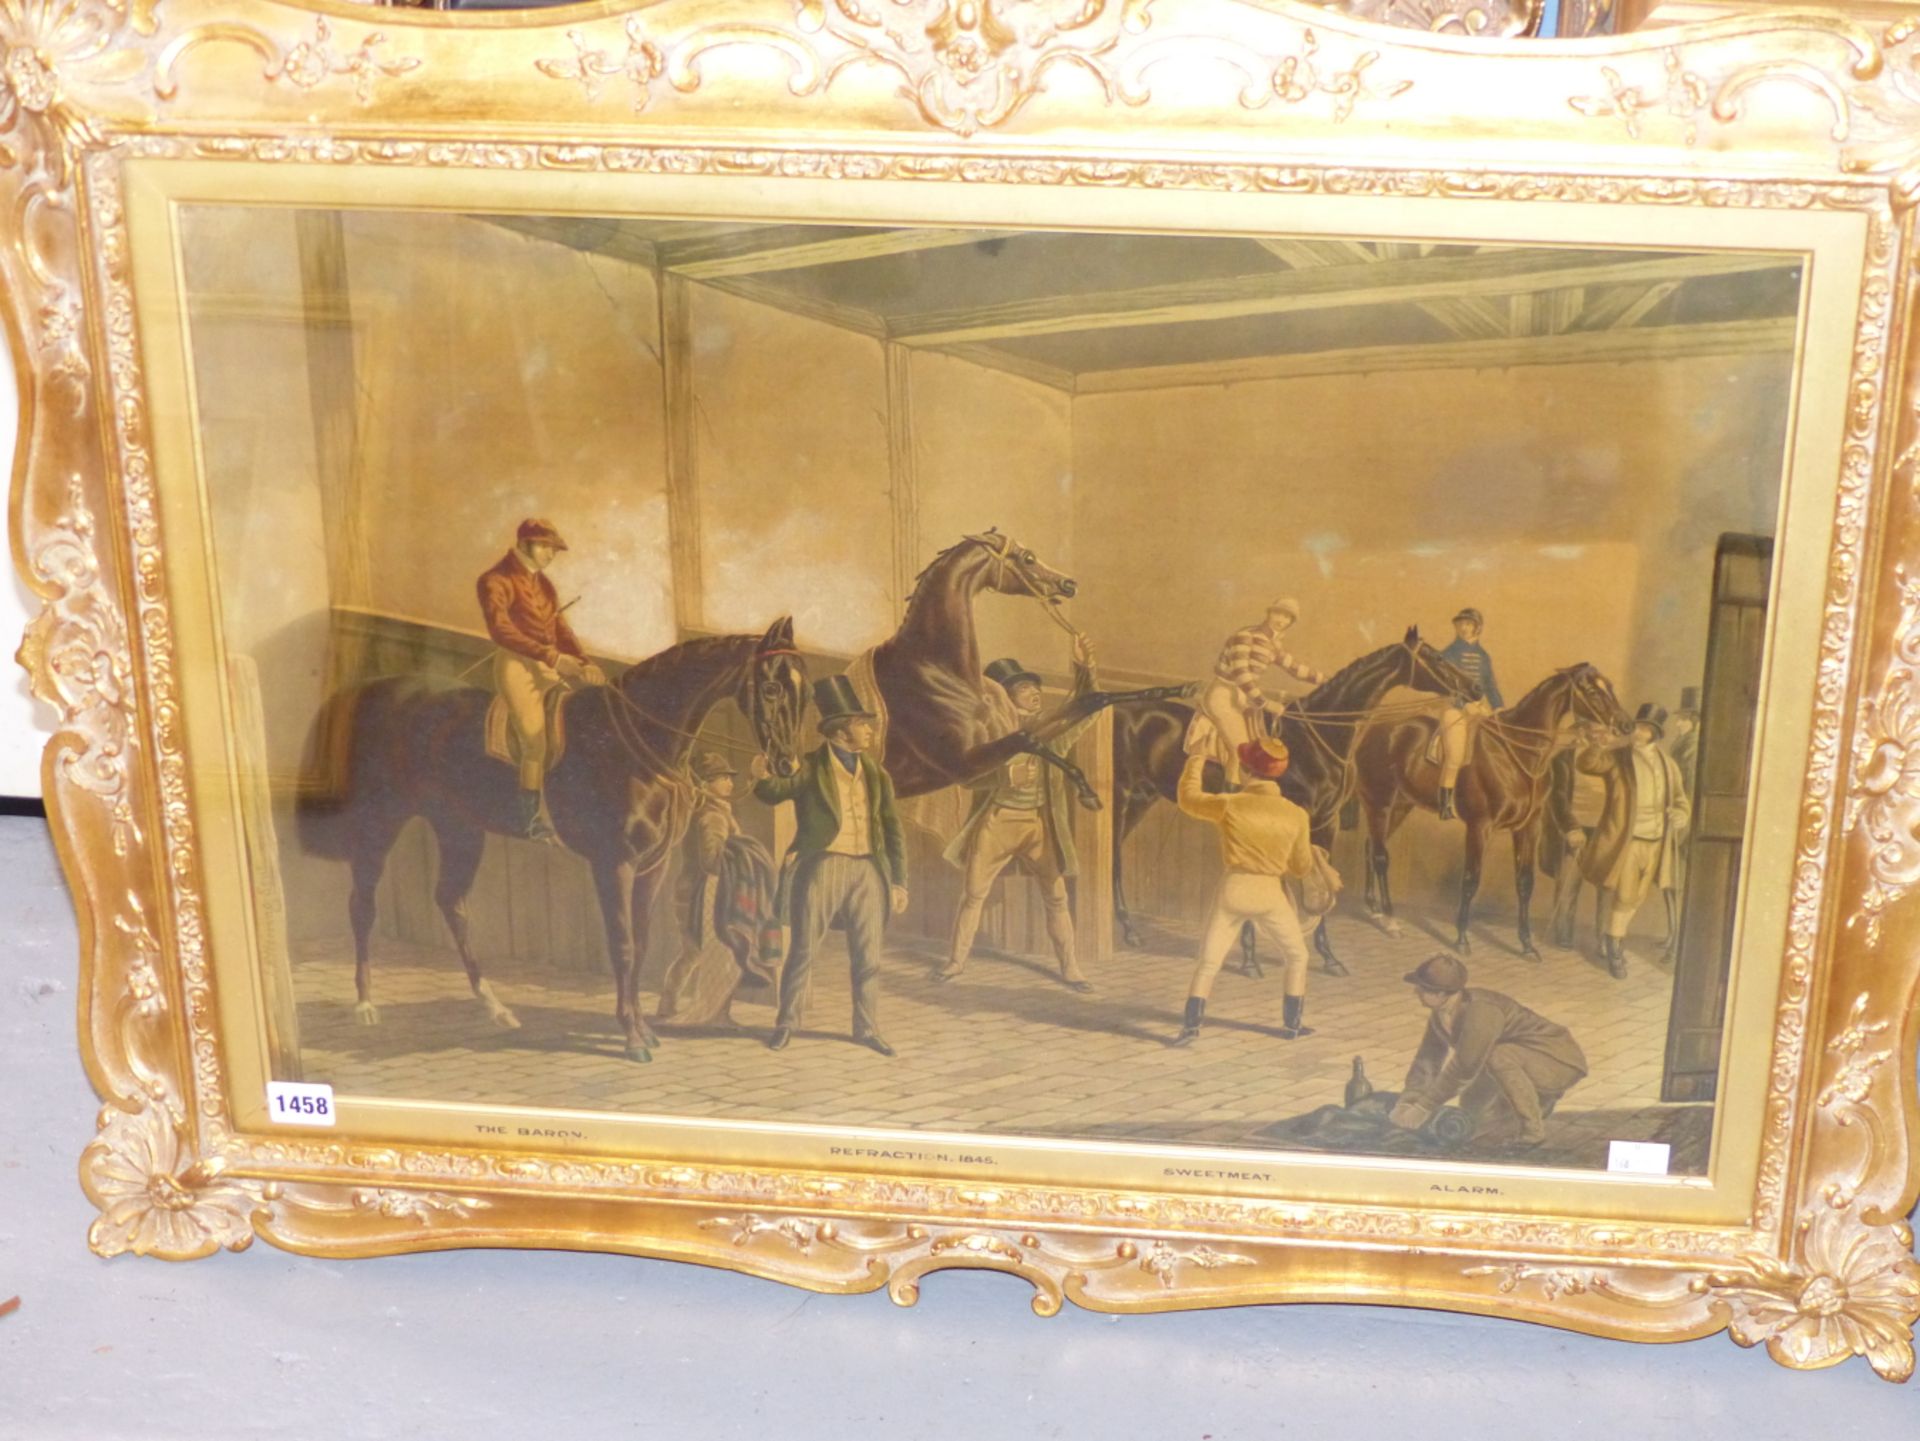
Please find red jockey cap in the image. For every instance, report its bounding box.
[1238,737,1290,781]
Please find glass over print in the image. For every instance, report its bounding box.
[180,207,1804,1179]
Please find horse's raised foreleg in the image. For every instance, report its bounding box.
[431,821,519,1029]
[592,858,655,1062]
[1512,820,1543,962]
[953,732,1104,811]
[1456,819,1487,954]
[1030,742,1100,810]
[1028,684,1193,745]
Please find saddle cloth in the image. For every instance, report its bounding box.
[484,683,571,772]
[843,648,977,842]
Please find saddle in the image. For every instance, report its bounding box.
[484,684,571,772]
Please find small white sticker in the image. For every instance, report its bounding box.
[266,1081,336,1128]
[1607,1140,1671,1175]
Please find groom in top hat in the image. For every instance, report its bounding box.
[1577,702,1690,978]
[938,634,1099,991]
[752,673,909,1056]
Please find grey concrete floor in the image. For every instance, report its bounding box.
[2,816,1918,1438]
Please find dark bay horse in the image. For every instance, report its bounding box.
[871,529,1187,800]
[295,617,808,1062]
[1353,663,1628,960]
[1109,627,1481,974]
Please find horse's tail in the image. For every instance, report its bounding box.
[293,684,372,859]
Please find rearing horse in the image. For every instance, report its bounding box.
[295,617,809,1062]
[1354,662,1628,959]
[871,529,1187,801]
[1110,627,1481,974]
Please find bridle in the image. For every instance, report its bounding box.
[599,641,804,771]
[971,531,1084,643]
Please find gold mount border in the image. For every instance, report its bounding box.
[2,0,1917,1379]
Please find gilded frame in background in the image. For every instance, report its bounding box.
[7,0,1919,1379]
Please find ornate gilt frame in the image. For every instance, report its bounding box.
[7,0,1919,1378]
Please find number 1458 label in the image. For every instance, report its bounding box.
[266,1081,336,1127]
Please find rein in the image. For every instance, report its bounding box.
[978,531,1086,644]
[591,644,801,770]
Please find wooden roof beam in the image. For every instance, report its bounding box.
[1071,317,1795,394]
[660,226,1025,279]
[890,249,1795,348]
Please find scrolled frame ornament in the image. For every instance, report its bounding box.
[2,0,1916,1379]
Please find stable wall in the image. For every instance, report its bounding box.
[1072,351,1793,917]
[692,285,896,657]
[691,292,1078,670]
[341,212,676,662]
[1069,352,1791,709]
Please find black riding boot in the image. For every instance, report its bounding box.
[1280,993,1314,1040]
[1173,996,1205,1047]
[1437,786,1456,822]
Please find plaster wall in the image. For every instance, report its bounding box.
[338,211,676,663]
[1068,352,1792,711]
[908,349,1076,673]
[691,284,895,658]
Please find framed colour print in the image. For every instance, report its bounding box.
[8,0,1920,1380]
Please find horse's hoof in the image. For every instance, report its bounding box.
[1521,944,1543,963]
[354,1002,380,1026]
[1321,957,1350,978]
[625,1045,653,1064]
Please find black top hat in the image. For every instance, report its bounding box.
[1451,607,1484,628]
[984,657,1043,692]
[813,674,875,727]
[1633,702,1668,739]
[1677,685,1701,714]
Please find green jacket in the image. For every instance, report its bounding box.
[754,743,907,890]
[942,662,1097,878]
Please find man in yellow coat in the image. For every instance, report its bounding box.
[1578,703,1691,978]
[1171,736,1318,1045]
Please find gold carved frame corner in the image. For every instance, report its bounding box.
[3,0,1918,1379]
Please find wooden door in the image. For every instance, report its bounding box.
[1661,533,1773,1102]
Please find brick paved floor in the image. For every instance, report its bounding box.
[290,898,1708,1174]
